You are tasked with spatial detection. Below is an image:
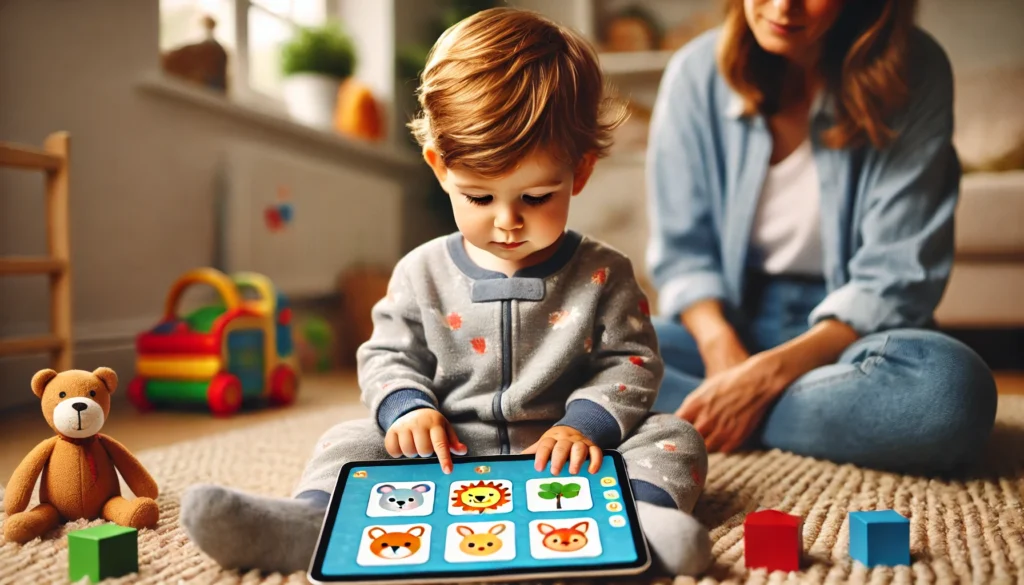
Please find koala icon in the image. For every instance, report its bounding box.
[377,483,431,512]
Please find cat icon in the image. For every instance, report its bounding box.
[368,525,425,559]
[357,524,431,566]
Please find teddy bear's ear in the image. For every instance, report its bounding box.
[31,369,58,398]
[93,367,118,394]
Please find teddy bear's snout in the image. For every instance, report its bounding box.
[53,397,105,438]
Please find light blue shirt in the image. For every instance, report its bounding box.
[645,27,961,335]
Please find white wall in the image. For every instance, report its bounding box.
[0,0,436,412]
[919,0,1024,73]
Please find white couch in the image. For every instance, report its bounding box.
[935,170,1024,327]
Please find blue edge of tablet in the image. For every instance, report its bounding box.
[308,451,650,583]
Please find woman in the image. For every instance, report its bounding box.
[645,0,998,474]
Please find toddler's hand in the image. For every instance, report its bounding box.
[522,426,602,475]
[385,408,468,474]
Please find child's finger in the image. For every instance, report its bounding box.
[430,425,453,474]
[384,430,402,458]
[588,446,603,474]
[446,422,468,456]
[398,429,418,458]
[413,427,434,457]
[550,439,573,475]
[568,442,588,474]
[532,439,554,471]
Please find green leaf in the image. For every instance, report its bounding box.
[539,483,553,492]
[549,482,563,492]
[538,492,557,500]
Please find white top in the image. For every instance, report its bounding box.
[750,138,824,276]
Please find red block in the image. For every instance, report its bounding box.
[744,509,803,572]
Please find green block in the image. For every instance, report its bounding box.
[68,524,138,583]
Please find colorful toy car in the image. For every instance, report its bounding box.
[128,268,300,416]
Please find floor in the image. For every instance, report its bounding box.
[0,370,362,482]
[0,370,1021,481]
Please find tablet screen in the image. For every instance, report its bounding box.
[309,452,648,583]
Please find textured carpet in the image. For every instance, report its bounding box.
[2,398,1023,585]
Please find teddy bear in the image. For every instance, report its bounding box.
[3,367,160,543]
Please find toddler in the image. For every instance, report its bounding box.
[182,7,711,577]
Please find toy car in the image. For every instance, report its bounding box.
[128,267,300,416]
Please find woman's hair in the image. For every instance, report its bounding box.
[717,0,918,149]
[408,7,628,177]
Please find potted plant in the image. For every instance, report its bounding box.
[280,22,356,129]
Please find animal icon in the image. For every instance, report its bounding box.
[537,521,589,553]
[451,480,511,513]
[377,483,431,512]
[353,470,367,478]
[367,526,425,559]
[456,523,506,556]
[474,465,491,474]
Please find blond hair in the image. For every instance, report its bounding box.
[718,0,918,149]
[408,7,628,176]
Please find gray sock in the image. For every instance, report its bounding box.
[180,484,327,574]
[636,500,712,576]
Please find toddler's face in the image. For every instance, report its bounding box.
[431,149,594,272]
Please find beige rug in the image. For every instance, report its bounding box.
[3,398,1023,585]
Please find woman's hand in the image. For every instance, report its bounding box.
[696,326,750,378]
[385,408,468,474]
[676,352,786,453]
[522,426,603,475]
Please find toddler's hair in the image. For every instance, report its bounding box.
[408,7,628,177]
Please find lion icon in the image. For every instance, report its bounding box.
[450,480,511,514]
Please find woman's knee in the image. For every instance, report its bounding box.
[882,329,998,465]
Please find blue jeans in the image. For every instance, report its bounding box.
[650,273,998,474]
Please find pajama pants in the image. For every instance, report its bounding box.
[292,413,707,513]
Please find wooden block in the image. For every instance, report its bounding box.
[849,510,910,567]
[68,524,138,582]
[743,509,803,572]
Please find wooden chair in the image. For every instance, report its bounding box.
[0,132,73,370]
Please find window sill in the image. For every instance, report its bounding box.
[135,72,423,173]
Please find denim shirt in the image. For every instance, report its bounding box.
[645,27,961,336]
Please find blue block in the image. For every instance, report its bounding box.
[849,510,910,567]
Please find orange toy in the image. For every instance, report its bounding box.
[3,368,159,544]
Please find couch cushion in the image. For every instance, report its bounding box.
[955,171,1024,255]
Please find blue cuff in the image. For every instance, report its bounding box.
[808,283,914,335]
[556,399,621,448]
[656,271,727,318]
[630,479,677,509]
[376,389,437,431]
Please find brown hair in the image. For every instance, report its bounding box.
[717,0,918,149]
[408,7,628,177]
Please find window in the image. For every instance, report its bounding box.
[160,0,327,107]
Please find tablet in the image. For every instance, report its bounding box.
[307,450,650,584]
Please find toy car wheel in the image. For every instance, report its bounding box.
[269,365,298,406]
[127,377,154,412]
[208,373,243,417]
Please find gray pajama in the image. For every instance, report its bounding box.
[293,231,707,512]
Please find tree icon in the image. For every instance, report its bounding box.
[537,481,581,509]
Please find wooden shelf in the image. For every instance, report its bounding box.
[0,257,67,275]
[599,50,674,76]
[0,142,63,171]
[0,335,65,357]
